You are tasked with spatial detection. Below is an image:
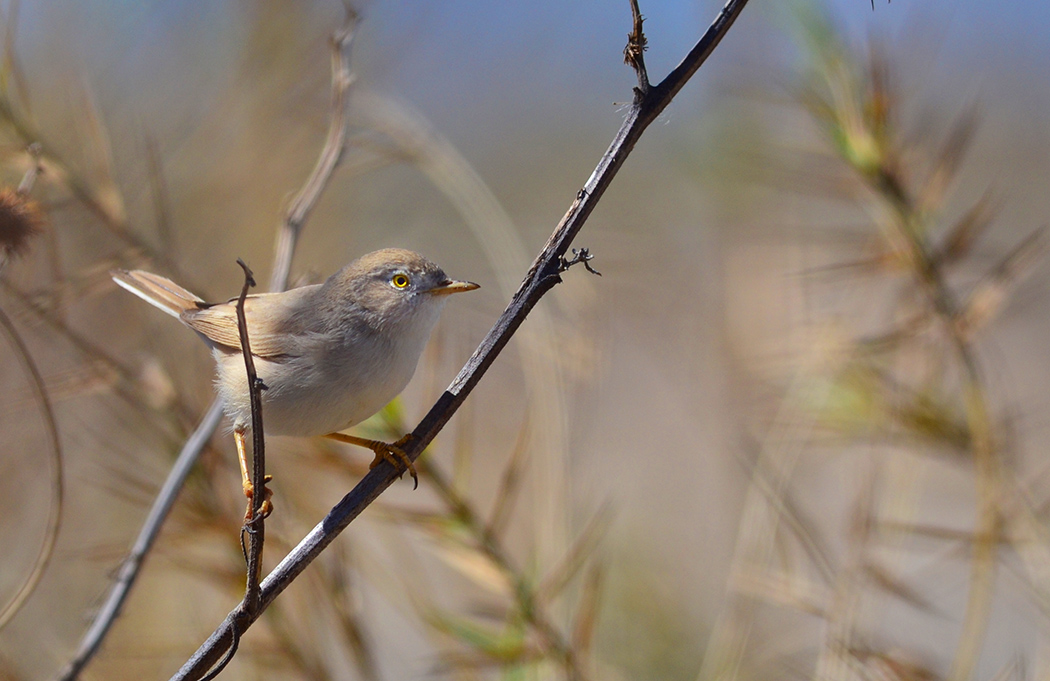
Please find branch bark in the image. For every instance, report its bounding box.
[171,1,750,678]
[234,259,266,611]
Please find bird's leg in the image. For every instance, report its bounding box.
[235,426,273,520]
[325,432,418,488]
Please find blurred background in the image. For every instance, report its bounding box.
[1,0,1050,679]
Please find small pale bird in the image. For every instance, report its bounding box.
[112,248,479,516]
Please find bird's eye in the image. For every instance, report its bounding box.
[391,273,411,289]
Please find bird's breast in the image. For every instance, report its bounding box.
[214,327,425,437]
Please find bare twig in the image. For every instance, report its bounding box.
[192,259,268,681]
[170,2,750,678]
[0,153,59,631]
[623,0,650,92]
[234,259,266,603]
[0,305,62,631]
[270,6,358,293]
[558,247,602,276]
[57,9,362,680]
[55,401,224,681]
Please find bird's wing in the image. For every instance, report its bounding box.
[181,292,305,358]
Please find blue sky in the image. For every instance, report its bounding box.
[10,0,1049,188]
[15,1,1050,123]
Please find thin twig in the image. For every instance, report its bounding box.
[0,151,59,631]
[170,2,750,678]
[57,9,362,680]
[623,0,650,92]
[234,258,266,612]
[192,259,268,681]
[55,401,224,681]
[270,6,358,293]
[0,305,62,631]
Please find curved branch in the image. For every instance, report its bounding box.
[170,1,750,678]
[0,305,62,631]
[0,145,61,632]
[269,7,358,293]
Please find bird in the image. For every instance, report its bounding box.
[112,248,479,517]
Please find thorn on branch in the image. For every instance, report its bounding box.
[559,248,602,277]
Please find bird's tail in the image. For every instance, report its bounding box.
[111,269,204,319]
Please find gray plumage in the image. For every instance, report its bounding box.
[112,248,478,436]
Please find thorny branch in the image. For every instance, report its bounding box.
[171,1,750,678]
[56,9,361,680]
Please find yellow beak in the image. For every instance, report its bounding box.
[429,279,480,296]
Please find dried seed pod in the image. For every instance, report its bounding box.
[0,187,44,261]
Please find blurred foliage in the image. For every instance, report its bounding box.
[701,3,1047,681]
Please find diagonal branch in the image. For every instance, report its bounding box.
[170,1,750,678]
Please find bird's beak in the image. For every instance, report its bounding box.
[429,279,480,296]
